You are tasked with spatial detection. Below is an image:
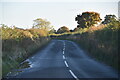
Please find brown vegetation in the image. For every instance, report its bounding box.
[2,26,50,77]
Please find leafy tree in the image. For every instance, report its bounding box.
[73,27,80,32]
[70,29,74,32]
[57,26,70,34]
[102,15,120,29]
[75,12,101,28]
[49,28,56,34]
[0,24,8,28]
[32,18,51,31]
[102,15,118,24]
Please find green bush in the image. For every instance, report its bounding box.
[54,23,119,71]
[2,26,50,77]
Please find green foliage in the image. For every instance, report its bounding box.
[49,28,56,34]
[32,18,51,31]
[2,25,50,77]
[53,22,119,71]
[82,26,118,70]
[102,15,118,24]
[75,12,101,28]
[57,26,70,34]
[73,27,88,34]
[73,27,80,32]
[2,12,120,77]
[28,29,48,37]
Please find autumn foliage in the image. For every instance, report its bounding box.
[57,26,70,34]
[75,12,101,28]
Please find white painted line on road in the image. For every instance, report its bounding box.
[63,41,65,48]
[62,41,79,80]
[62,41,66,54]
[63,51,64,54]
[64,42,65,46]
[64,61,69,67]
[63,55,65,59]
[69,70,79,80]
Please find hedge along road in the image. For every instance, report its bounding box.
[7,40,118,79]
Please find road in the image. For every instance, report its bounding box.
[7,40,118,79]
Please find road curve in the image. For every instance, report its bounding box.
[7,40,118,79]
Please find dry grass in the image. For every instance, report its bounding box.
[2,27,50,77]
[88,24,106,32]
[52,24,119,71]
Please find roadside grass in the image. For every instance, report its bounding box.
[51,24,119,71]
[2,27,51,77]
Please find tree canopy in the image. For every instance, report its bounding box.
[32,18,51,31]
[73,27,80,32]
[49,28,56,34]
[102,15,118,24]
[57,26,70,34]
[75,12,101,28]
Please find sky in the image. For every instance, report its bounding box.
[0,0,119,30]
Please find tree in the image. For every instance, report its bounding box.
[102,15,120,28]
[70,29,74,32]
[102,15,117,24]
[0,24,8,28]
[73,27,80,32]
[75,12,101,28]
[57,26,70,34]
[49,28,56,34]
[32,18,51,31]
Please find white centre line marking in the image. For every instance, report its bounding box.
[62,41,79,80]
[64,43,65,46]
[69,70,79,80]
[63,51,64,54]
[63,55,65,59]
[64,61,69,67]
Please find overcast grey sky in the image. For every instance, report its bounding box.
[0,0,119,30]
